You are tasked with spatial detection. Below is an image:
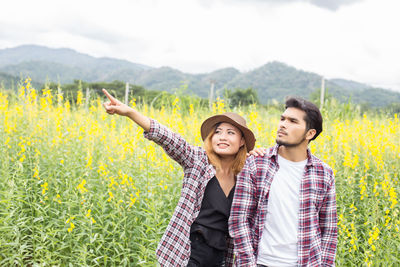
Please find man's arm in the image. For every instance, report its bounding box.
[319,171,338,266]
[229,156,258,266]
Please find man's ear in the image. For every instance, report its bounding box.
[306,129,317,141]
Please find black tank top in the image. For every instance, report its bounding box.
[190,176,235,250]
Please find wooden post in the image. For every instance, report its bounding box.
[125,82,130,105]
[209,80,215,110]
[85,87,90,109]
[320,77,325,110]
[57,86,62,106]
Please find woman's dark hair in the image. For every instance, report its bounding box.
[285,97,323,141]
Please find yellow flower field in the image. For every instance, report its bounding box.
[0,80,399,266]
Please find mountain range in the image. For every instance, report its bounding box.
[1,44,400,107]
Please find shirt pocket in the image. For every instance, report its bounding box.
[306,185,325,213]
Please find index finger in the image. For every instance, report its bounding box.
[102,89,117,103]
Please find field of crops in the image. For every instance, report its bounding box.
[1,80,399,266]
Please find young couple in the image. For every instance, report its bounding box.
[102,89,337,267]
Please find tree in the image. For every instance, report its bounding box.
[224,87,259,108]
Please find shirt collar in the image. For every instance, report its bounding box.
[269,144,314,167]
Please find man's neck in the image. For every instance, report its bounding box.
[278,144,308,162]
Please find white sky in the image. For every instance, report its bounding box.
[1,0,399,91]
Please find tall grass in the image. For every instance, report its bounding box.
[0,80,399,266]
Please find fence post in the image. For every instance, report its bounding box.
[86,87,90,110]
[57,86,62,106]
[209,80,215,110]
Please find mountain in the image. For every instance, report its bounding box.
[329,78,371,91]
[0,45,152,84]
[133,67,242,97]
[1,45,399,107]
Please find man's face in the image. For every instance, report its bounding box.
[276,107,312,147]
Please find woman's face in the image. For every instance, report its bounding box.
[211,122,245,157]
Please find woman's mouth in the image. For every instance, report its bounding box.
[217,143,229,148]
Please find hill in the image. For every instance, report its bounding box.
[1,45,399,107]
[0,45,151,84]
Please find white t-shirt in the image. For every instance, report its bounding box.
[257,155,307,267]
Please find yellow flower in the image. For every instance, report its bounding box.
[19,155,26,163]
[67,222,75,233]
[41,182,48,195]
[54,194,61,204]
[129,197,137,207]
[107,191,114,202]
[77,179,88,193]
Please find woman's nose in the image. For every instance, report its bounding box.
[218,133,227,140]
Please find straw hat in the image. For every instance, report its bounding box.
[201,112,256,151]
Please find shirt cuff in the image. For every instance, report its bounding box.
[143,118,158,140]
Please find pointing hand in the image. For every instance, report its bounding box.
[102,89,132,116]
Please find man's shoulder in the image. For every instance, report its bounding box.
[310,154,335,179]
[260,146,276,159]
[310,154,332,168]
[251,146,276,168]
[243,146,275,171]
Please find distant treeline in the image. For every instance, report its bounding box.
[2,78,399,115]
[44,80,260,110]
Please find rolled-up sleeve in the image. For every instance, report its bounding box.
[143,119,202,169]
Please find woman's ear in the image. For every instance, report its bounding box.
[240,137,245,147]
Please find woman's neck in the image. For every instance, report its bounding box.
[218,156,234,175]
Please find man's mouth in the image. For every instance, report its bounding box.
[277,130,287,136]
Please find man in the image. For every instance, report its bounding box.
[229,97,337,266]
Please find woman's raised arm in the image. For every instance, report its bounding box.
[102,89,201,169]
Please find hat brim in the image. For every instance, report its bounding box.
[201,114,256,152]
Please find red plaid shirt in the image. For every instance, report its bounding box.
[144,119,234,267]
[229,145,337,266]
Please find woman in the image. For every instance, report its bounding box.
[102,89,256,267]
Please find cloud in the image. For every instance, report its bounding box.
[309,0,363,11]
[200,0,363,11]
[59,19,130,44]
[0,0,399,92]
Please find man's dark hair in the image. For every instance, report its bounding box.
[285,97,323,141]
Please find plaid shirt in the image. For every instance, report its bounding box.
[144,119,234,267]
[229,145,337,266]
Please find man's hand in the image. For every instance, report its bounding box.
[102,89,132,116]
